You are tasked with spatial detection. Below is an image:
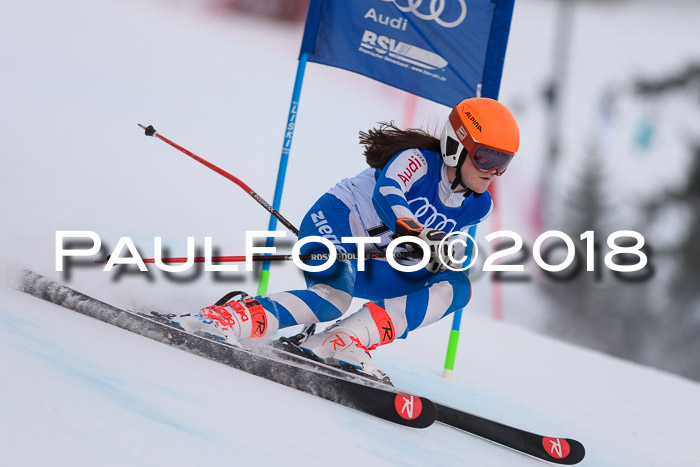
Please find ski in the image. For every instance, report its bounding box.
[273,343,583,464]
[435,403,586,465]
[19,270,585,464]
[19,270,435,429]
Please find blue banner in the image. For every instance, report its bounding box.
[300,0,516,106]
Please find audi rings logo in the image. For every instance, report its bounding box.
[381,0,467,28]
[408,197,457,232]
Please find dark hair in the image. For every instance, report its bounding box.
[360,121,440,169]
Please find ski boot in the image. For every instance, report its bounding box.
[293,303,395,384]
[172,291,275,346]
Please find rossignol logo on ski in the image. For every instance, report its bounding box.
[542,437,571,459]
[394,394,422,420]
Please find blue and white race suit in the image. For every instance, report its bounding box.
[257,149,492,339]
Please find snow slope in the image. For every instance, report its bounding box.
[2,0,700,465]
[3,282,700,466]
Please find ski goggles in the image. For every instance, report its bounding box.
[449,108,515,176]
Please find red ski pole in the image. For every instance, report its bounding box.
[135,124,420,265]
[96,251,416,265]
[139,124,299,236]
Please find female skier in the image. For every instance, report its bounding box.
[174,97,520,381]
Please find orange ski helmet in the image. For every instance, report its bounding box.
[440,97,520,181]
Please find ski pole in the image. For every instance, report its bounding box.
[138,124,299,236]
[135,124,419,265]
[97,250,416,265]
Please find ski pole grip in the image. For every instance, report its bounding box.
[138,123,157,137]
[395,218,423,237]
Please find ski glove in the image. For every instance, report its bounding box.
[396,218,450,273]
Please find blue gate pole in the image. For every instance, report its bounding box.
[256,52,309,296]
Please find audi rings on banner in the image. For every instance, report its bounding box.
[381,0,467,28]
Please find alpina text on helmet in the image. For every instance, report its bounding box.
[464,111,482,132]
